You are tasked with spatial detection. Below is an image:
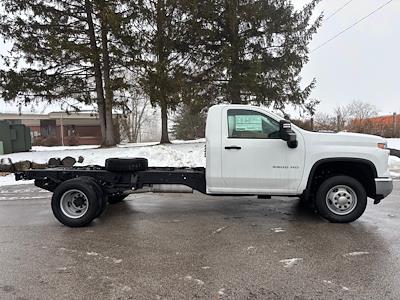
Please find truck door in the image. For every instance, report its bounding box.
[220,108,305,194]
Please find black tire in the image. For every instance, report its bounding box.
[51,179,100,227]
[79,177,107,218]
[105,158,148,172]
[107,194,128,204]
[315,175,367,223]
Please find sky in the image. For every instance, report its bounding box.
[0,0,399,116]
[293,0,400,116]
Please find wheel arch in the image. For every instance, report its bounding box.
[305,158,377,199]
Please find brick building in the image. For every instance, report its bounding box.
[352,113,399,138]
[0,111,104,145]
[369,113,399,138]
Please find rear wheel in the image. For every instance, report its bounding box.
[51,179,100,227]
[315,175,367,223]
[79,177,107,218]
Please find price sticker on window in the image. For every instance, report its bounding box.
[235,115,262,131]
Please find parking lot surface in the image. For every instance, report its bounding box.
[0,182,400,299]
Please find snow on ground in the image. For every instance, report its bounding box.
[388,138,400,179]
[0,174,34,186]
[389,155,400,179]
[388,138,400,151]
[0,137,399,187]
[0,140,206,186]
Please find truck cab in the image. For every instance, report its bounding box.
[205,104,393,222]
[206,105,305,195]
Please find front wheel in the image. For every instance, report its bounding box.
[315,175,367,223]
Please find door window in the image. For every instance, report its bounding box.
[227,109,280,139]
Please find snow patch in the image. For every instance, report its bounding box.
[389,155,400,178]
[0,174,34,187]
[212,226,229,234]
[183,275,204,286]
[194,279,205,285]
[323,279,350,292]
[344,251,369,257]
[279,258,303,268]
[389,139,400,178]
[0,195,45,201]
[388,138,400,150]
[271,227,285,233]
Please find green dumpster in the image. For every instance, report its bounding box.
[25,126,32,150]
[10,124,31,153]
[0,121,12,154]
[0,122,32,154]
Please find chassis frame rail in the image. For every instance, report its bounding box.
[15,166,206,194]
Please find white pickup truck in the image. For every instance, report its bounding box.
[16,104,393,227]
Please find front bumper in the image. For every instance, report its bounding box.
[375,178,393,201]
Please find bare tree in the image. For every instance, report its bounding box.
[314,113,337,131]
[334,105,350,132]
[120,94,151,143]
[346,100,378,133]
[313,100,378,133]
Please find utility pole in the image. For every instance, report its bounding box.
[394,112,397,138]
[336,115,340,132]
[60,113,64,146]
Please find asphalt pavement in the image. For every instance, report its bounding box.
[0,182,400,300]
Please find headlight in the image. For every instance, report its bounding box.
[377,142,387,149]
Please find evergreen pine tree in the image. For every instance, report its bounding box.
[0,0,139,146]
[138,0,201,144]
[188,0,322,110]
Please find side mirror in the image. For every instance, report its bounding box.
[279,120,298,149]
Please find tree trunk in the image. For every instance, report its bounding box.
[100,16,117,146]
[160,102,170,144]
[156,0,170,144]
[225,0,241,104]
[84,0,107,145]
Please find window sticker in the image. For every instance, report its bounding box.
[235,115,262,132]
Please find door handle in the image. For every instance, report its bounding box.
[225,146,241,150]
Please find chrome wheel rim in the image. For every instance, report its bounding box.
[60,189,89,219]
[325,185,357,215]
